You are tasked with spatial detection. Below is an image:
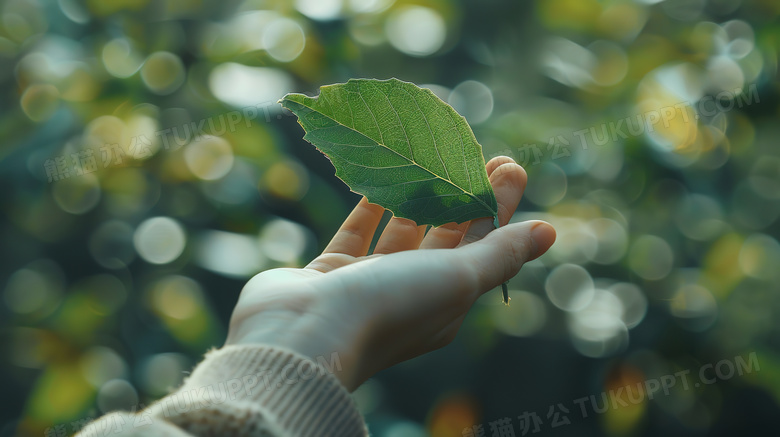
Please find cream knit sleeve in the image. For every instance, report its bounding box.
[76,345,368,437]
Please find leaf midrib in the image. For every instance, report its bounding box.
[285,97,497,218]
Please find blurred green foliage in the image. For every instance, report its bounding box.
[1,0,779,436]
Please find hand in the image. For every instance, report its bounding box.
[225,156,556,391]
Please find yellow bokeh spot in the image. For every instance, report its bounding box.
[147,276,220,347]
[637,78,699,151]
[53,292,112,341]
[702,233,745,299]
[25,363,94,425]
[261,159,310,201]
[83,113,161,162]
[598,3,646,41]
[141,51,185,95]
[538,0,601,32]
[229,123,277,161]
[21,84,60,122]
[86,0,151,16]
[60,64,101,102]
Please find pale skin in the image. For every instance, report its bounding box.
[225,156,557,391]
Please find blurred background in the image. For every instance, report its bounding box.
[1,0,779,436]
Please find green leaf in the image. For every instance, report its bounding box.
[279,78,498,227]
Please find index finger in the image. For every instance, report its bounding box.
[322,197,385,257]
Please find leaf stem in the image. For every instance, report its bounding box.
[494,214,510,306]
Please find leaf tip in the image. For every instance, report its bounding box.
[277,95,291,107]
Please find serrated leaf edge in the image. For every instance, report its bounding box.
[279,78,498,225]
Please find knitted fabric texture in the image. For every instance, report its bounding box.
[77,345,368,437]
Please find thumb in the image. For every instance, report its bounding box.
[456,220,556,293]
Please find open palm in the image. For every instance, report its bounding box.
[225,156,556,391]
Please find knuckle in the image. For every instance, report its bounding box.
[505,234,531,280]
[493,232,530,283]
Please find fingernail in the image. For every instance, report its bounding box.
[529,222,555,258]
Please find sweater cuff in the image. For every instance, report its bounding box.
[158,344,367,437]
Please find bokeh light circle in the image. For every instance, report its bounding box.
[194,230,267,278]
[608,282,648,328]
[209,63,293,108]
[524,163,567,206]
[670,284,718,331]
[545,264,595,311]
[260,219,309,263]
[148,275,203,320]
[80,347,127,388]
[588,218,628,264]
[448,80,493,125]
[348,0,395,14]
[3,262,63,317]
[184,136,234,181]
[295,0,343,21]
[492,290,547,337]
[628,235,674,280]
[261,159,310,201]
[51,172,101,214]
[568,289,628,358]
[140,353,189,396]
[141,51,185,95]
[97,379,138,414]
[263,18,306,62]
[385,6,446,57]
[674,194,726,241]
[21,84,59,121]
[133,217,186,265]
[738,233,780,280]
[102,38,142,78]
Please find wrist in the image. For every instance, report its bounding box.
[226,307,370,391]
